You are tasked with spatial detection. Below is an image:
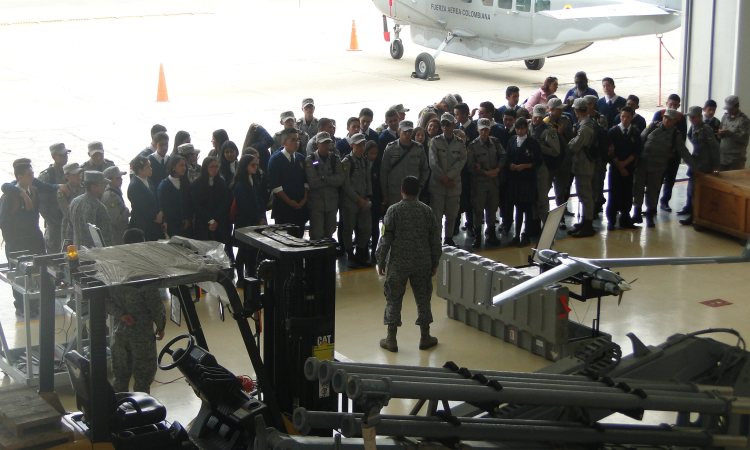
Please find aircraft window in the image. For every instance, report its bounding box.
[515,0,531,12]
[497,0,512,8]
[482,0,493,5]
[534,0,550,11]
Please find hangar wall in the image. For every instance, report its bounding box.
[679,0,750,166]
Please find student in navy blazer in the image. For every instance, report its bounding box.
[128,156,166,241]
[147,131,170,188]
[231,154,269,282]
[597,77,628,129]
[190,157,230,247]
[267,129,308,236]
[158,155,193,238]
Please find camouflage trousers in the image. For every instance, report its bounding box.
[383,265,433,327]
[111,333,157,394]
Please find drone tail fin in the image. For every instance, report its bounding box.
[742,236,750,262]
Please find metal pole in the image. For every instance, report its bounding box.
[347,377,742,415]
[658,34,663,107]
[87,288,109,442]
[37,261,55,393]
[339,415,735,448]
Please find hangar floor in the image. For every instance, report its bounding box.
[0,0,746,435]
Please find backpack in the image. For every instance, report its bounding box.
[533,123,566,171]
[592,115,612,162]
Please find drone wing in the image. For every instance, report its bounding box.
[492,263,579,306]
[587,255,747,268]
[538,3,670,20]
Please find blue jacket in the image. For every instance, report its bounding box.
[336,138,353,157]
[378,129,398,154]
[157,178,193,237]
[613,113,647,133]
[127,177,162,241]
[147,154,170,188]
[459,120,479,142]
[249,125,274,171]
[190,177,229,242]
[364,128,379,143]
[597,96,627,129]
[267,149,307,219]
[563,87,599,124]
[233,177,268,229]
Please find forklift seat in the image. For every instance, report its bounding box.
[64,350,167,431]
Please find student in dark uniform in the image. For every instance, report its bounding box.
[606,106,641,230]
[241,123,274,172]
[190,157,230,247]
[157,155,193,238]
[505,118,543,247]
[495,86,521,122]
[612,95,648,132]
[359,108,380,142]
[170,130,191,156]
[651,93,687,212]
[231,154,269,282]
[146,132,170,187]
[267,128,309,237]
[208,129,229,158]
[127,156,166,242]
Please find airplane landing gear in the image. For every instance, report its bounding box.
[413,32,454,80]
[390,40,403,59]
[415,53,436,79]
[525,58,546,70]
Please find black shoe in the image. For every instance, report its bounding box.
[508,237,520,246]
[677,207,692,216]
[607,224,616,231]
[646,215,655,228]
[619,217,637,229]
[472,236,481,249]
[518,234,531,247]
[660,202,672,212]
[466,228,475,237]
[486,234,501,246]
[632,212,643,224]
[444,238,456,247]
[679,216,693,226]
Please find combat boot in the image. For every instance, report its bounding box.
[472,228,482,249]
[356,247,371,266]
[631,207,643,224]
[380,325,398,352]
[347,249,357,269]
[571,220,595,238]
[419,325,438,350]
[486,231,501,246]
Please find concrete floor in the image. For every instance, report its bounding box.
[2,0,745,436]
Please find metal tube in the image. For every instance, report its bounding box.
[347,377,738,415]
[339,415,726,447]
[330,369,714,399]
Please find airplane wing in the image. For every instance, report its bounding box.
[492,263,579,306]
[588,255,748,268]
[538,4,669,20]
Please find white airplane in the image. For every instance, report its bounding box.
[491,238,750,306]
[371,0,682,79]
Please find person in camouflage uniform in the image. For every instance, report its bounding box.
[380,120,430,208]
[417,94,457,129]
[273,111,309,154]
[584,95,610,216]
[58,163,86,250]
[340,133,372,268]
[38,143,70,253]
[717,95,750,171]
[376,176,442,352]
[296,98,319,138]
[66,171,113,248]
[106,229,166,394]
[102,166,130,245]
[80,141,115,174]
[529,104,561,233]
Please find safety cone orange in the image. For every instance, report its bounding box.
[347,20,361,51]
[156,63,169,102]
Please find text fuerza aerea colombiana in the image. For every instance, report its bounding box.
[430,3,491,20]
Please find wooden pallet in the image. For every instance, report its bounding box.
[0,384,72,450]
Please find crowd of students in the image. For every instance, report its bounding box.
[2,73,749,302]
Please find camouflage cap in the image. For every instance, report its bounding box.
[533,104,547,118]
[442,94,458,110]
[87,141,104,154]
[663,108,679,119]
[280,111,295,122]
[584,95,598,105]
[398,120,414,131]
[573,98,588,111]
[302,98,315,108]
[440,113,457,124]
[389,104,410,113]
[724,95,740,110]
[49,143,71,156]
[477,118,492,130]
[687,106,703,118]
[350,133,366,145]
[63,162,83,175]
[316,132,333,143]
[103,166,126,179]
[84,171,109,184]
[177,143,200,155]
[547,98,564,109]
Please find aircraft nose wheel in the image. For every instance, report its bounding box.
[415,53,436,79]
[158,333,194,370]
[390,39,403,59]
[524,58,546,70]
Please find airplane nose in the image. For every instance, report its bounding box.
[618,281,632,291]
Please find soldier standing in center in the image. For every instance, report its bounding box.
[305,132,344,240]
[467,118,506,248]
[529,104,561,235]
[429,113,467,246]
[80,141,115,173]
[58,163,86,249]
[376,176,442,353]
[102,166,129,245]
[65,171,113,248]
[340,133,372,268]
[545,98,575,225]
[566,99,598,238]
[297,98,319,139]
[38,143,70,253]
[380,120,429,209]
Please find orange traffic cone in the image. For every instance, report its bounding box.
[156,63,169,102]
[347,20,361,51]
